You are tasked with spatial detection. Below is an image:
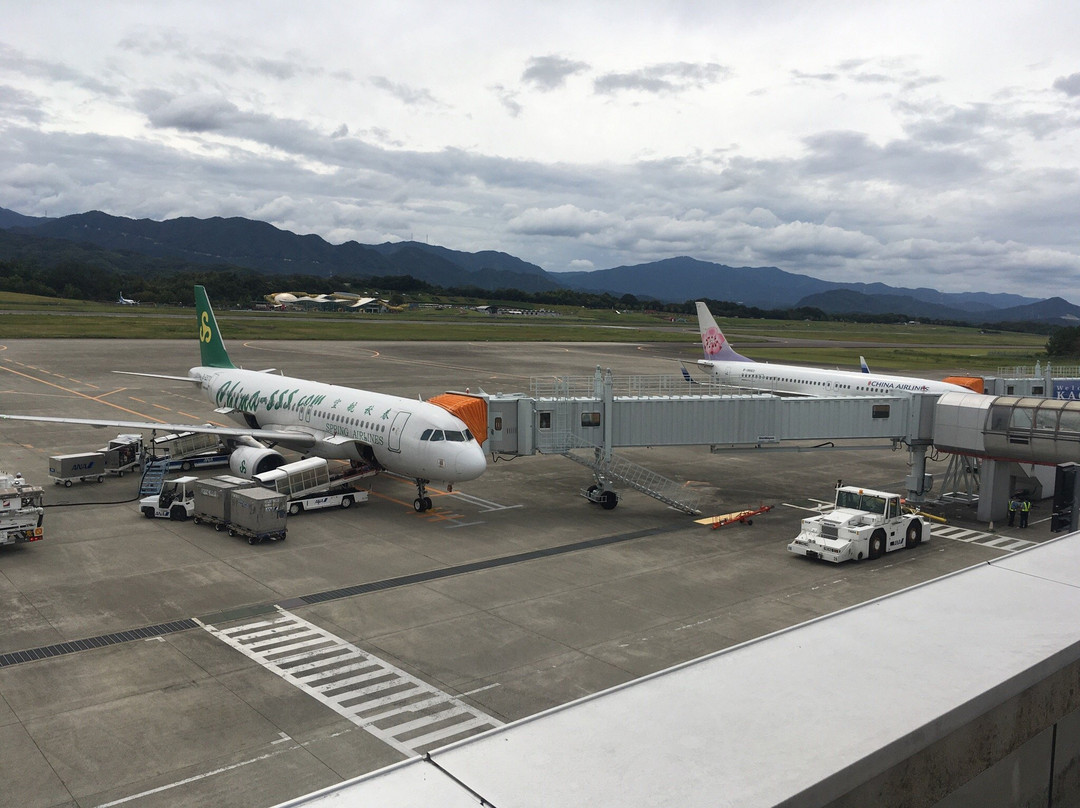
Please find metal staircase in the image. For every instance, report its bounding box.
[139,458,168,497]
[544,432,704,515]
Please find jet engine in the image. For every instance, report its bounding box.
[229,445,286,478]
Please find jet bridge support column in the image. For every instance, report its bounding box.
[905,443,931,503]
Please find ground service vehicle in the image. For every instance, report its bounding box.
[0,471,44,546]
[253,457,370,515]
[49,452,106,486]
[140,476,197,520]
[788,485,929,563]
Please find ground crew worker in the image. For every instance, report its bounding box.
[1008,494,1020,527]
[1020,497,1032,528]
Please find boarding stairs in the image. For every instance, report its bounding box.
[543,431,704,515]
[139,457,168,497]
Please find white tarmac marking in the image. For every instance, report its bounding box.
[93,729,358,808]
[932,524,1037,553]
[199,608,502,757]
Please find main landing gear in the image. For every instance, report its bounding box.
[413,478,433,512]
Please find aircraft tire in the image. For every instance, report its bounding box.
[423,496,432,511]
[414,498,426,512]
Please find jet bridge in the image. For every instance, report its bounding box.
[483,368,922,513]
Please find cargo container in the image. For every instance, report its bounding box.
[98,434,144,476]
[227,487,287,544]
[192,476,256,531]
[49,452,106,486]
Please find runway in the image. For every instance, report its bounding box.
[0,338,1050,808]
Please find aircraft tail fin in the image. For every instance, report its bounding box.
[695,302,751,362]
[195,285,236,369]
[860,356,870,373]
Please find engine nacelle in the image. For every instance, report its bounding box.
[229,445,286,478]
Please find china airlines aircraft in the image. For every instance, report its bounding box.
[693,301,979,397]
[117,292,137,305]
[0,286,487,512]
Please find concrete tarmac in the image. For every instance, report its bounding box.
[0,337,1047,808]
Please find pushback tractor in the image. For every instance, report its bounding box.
[788,485,930,563]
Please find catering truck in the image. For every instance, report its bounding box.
[0,471,44,546]
[788,485,930,563]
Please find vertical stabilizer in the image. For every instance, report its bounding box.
[695,302,751,362]
[195,285,235,369]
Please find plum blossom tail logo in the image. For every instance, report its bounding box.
[702,326,725,358]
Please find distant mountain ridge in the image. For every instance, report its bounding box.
[0,206,1072,323]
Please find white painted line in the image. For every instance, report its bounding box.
[202,608,502,757]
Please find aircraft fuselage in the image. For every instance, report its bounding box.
[193,366,487,483]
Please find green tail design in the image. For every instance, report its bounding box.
[195,285,235,369]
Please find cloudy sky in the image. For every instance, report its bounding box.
[3,1,1080,300]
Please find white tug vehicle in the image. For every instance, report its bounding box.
[788,485,930,563]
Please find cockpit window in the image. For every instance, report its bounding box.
[445,430,466,441]
[430,430,445,441]
[420,429,433,440]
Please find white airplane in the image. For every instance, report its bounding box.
[117,292,137,305]
[693,301,979,397]
[0,286,487,511]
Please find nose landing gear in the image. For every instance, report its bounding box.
[413,478,433,512]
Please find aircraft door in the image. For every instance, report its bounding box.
[388,410,410,453]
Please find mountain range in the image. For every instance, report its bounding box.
[1,207,1075,324]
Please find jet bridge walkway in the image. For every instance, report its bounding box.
[483,368,916,512]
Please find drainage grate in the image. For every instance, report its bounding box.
[0,523,684,668]
[0,619,198,668]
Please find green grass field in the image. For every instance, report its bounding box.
[0,291,1049,373]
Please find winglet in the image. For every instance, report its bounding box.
[695,302,751,362]
[195,286,235,369]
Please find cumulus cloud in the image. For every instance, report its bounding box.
[508,205,621,236]
[140,92,245,132]
[594,62,729,95]
[369,76,442,107]
[522,55,589,90]
[1054,73,1080,97]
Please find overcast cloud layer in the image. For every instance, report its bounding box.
[3,1,1080,300]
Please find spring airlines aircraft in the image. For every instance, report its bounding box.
[0,286,487,512]
[694,301,978,397]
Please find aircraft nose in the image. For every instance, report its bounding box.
[456,443,487,480]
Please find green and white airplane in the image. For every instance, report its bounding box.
[0,286,487,512]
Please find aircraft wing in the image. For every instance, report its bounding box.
[0,414,318,447]
[113,371,203,383]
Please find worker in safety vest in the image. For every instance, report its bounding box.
[1020,497,1032,529]
[1008,494,1020,527]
